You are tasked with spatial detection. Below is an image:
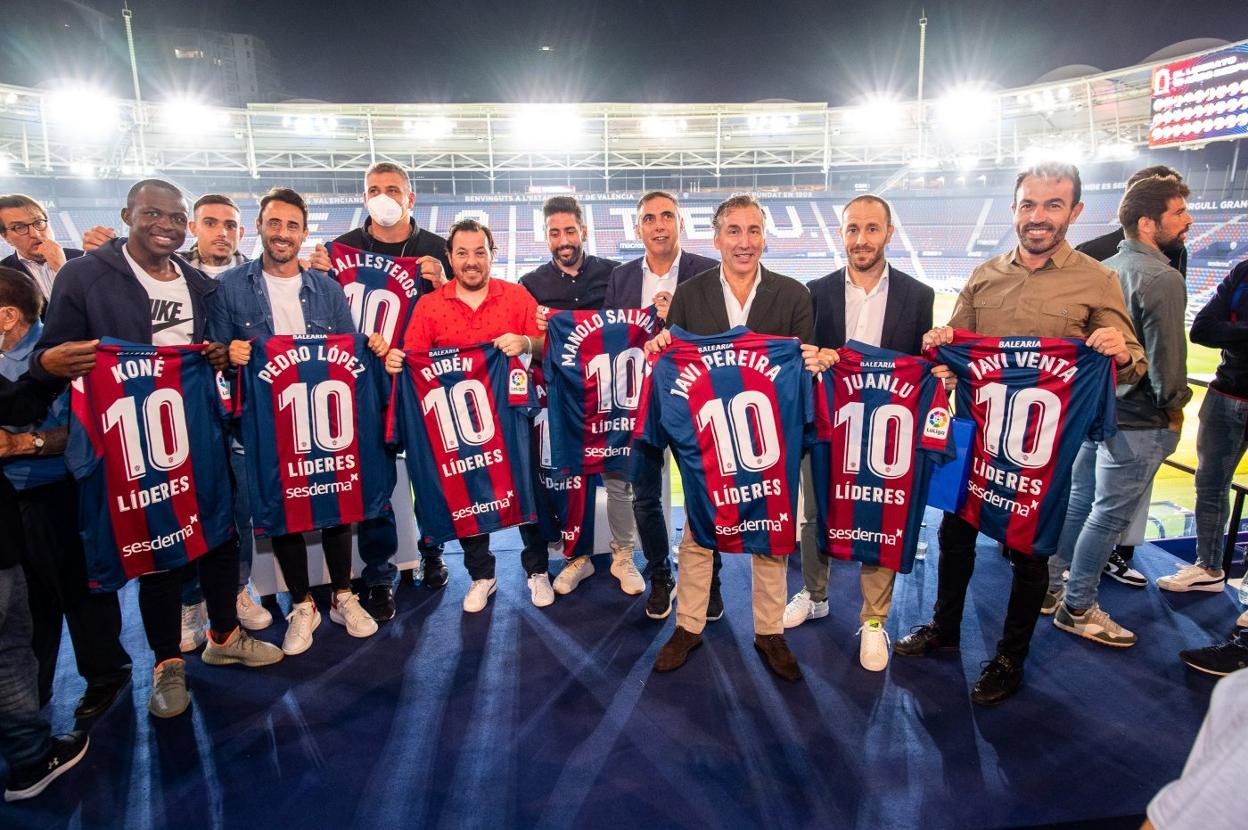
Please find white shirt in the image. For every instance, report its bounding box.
[640,249,681,308]
[198,262,232,278]
[844,266,890,348]
[719,265,761,329]
[264,272,306,335]
[20,258,55,301]
[121,243,194,347]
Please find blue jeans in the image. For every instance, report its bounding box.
[1048,440,1098,592]
[183,448,254,605]
[1065,428,1180,610]
[0,566,51,770]
[1194,390,1248,569]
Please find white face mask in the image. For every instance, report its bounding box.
[366,194,405,228]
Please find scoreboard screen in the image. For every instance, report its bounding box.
[1149,43,1248,147]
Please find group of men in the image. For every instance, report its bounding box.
[0,157,1245,803]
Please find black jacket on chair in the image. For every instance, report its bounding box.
[806,265,933,354]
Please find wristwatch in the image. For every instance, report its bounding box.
[30,432,45,454]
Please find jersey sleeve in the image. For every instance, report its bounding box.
[65,377,102,481]
[505,354,539,417]
[631,352,667,451]
[918,373,955,459]
[1084,351,1120,443]
[801,368,816,449]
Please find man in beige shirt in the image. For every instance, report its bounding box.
[895,161,1146,706]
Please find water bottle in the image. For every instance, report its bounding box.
[916,522,928,561]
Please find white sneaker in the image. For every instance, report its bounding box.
[179,601,206,653]
[553,556,594,595]
[1053,602,1136,648]
[236,586,273,631]
[609,547,645,596]
[528,573,555,607]
[282,600,321,655]
[463,578,498,613]
[1156,563,1227,593]
[858,618,891,672]
[782,589,829,629]
[330,591,378,638]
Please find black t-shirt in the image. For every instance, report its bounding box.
[518,254,620,310]
[332,219,451,300]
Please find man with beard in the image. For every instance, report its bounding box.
[897,163,1145,705]
[387,219,547,612]
[0,194,84,306]
[520,198,640,600]
[784,194,934,673]
[1052,175,1192,647]
[30,179,284,718]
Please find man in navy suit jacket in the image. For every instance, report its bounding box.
[0,194,84,312]
[786,194,934,674]
[603,192,718,620]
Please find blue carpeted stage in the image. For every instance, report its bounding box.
[1,507,1234,829]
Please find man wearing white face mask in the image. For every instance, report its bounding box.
[307,162,453,622]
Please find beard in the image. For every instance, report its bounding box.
[264,239,297,264]
[848,247,884,273]
[456,267,488,291]
[553,244,582,268]
[1016,220,1070,255]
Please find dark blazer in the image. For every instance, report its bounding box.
[603,249,719,310]
[1,248,85,280]
[29,238,217,382]
[667,265,814,343]
[807,265,934,355]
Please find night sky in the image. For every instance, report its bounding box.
[3,0,1244,105]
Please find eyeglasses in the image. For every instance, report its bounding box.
[4,218,49,236]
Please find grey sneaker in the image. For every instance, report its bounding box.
[148,659,189,719]
[202,627,284,667]
[1053,602,1136,648]
[1040,586,1065,616]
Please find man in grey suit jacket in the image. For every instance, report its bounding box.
[785,194,935,674]
[603,192,718,620]
[649,194,830,682]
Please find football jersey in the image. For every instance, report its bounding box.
[544,306,660,475]
[66,339,235,592]
[329,242,423,350]
[531,363,599,558]
[810,342,953,574]
[634,326,812,555]
[934,330,1118,556]
[391,343,539,545]
[238,333,392,537]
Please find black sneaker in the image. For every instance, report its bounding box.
[970,654,1023,706]
[4,732,89,802]
[422,556,449,589]
[894,623,959,657]
[1102,550,1146,587]
[645,571,675,620]
[1180,639,1248,677]
[706,583,724,622]
[364,584,396,623]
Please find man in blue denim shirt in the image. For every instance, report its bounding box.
[1053,175,1193,647]
[208,187,388,656]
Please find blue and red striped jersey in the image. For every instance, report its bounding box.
[532,363,599,557]
[543,306,660,475]
[634,326,812,555]
[934,330,1118,556]
[238,333,392,537]
[391,343,539,544]
[810,342,953,573]
[66,339,235,592]
[329,242,422,350]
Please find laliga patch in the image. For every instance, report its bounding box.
[215,371,233,406]
[510,367,528,396]
[924,407,950,440]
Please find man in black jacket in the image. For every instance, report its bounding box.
[32,179,283,719]
[0,194,84,306]
[308,162,453,620]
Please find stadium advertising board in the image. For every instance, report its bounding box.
[1149,42,1248,147]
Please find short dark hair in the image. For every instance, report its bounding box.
[636,190,679,211]
[1118,175,1191,238]
[1126,165,1182,189]
[843,194,893,226]
[542,196,583,224]
[193,194,240,214]
[446,218,496,254]
[259,187,308,226]
[1013,162,1082,206]
[126,179,183,209]
[712,194,765,234]
[0,266,42,325]
[0,194,47,233]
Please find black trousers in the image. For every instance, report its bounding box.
[138,538,241,663]
[16,478,131,702]
[270,525,353,603]
[468,528,547,581]
[931,512,1048,662]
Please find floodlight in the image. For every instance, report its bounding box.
[935,86,996,134]
[956,154,979,172]
[0,156,11,175]
[404,117,455,140]
[746,113,798,134]
[1096,142,1137,161]
[68,161,96,178]
[849,96,906,132]
[161,98,231,134]
[1021,141,1085,167]
[641,116,687,138]
[3,93,16,106]
[44,87,120,137]
[510,105,583,147]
